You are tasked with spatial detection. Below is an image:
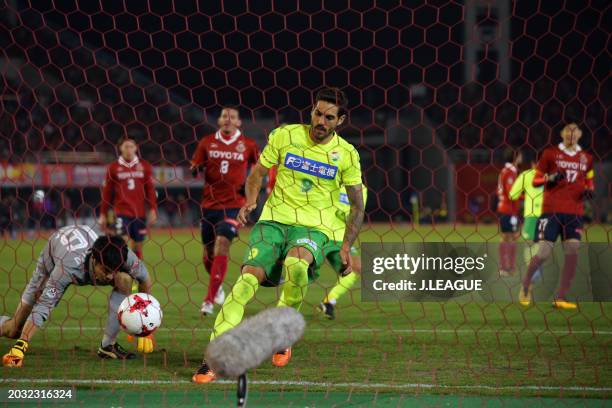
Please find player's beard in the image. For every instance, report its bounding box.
[312,125,334,142]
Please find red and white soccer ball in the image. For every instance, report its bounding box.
[117,293,163,337]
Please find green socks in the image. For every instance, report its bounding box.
[324,272,359,305]
[277,256,310,311]
[212,256,312,341]
[211,273,259,341]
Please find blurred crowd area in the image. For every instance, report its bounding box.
[1,69,610,167]
[1,183,607,241]
[0,188,203,239]
[0,2,609,230]
[1,1,610,165]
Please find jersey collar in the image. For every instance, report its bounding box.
[118,156,140,168]
[504,162,517,172]
[558,143,582,157]
[216,129,242,145]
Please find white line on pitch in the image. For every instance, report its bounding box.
[39,326,612,335]
[0,378,610,393]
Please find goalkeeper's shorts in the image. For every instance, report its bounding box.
[242,221,328,287]
[21,246,53,306]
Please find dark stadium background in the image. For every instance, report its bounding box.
[0,0,609,227]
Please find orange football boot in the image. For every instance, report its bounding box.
[272,348,292,367]
[192,362,217,383]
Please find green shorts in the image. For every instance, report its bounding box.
[242,220,328,286]
[319,241,360,275]
[522,216,538,241]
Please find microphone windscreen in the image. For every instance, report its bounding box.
[206,307,306,378]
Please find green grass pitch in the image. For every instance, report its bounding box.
[0,224,610,407]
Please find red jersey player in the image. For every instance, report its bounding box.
[99,137,158,260]
[497,150,522,277]
[519,123,595,309]
[190,107,259,315]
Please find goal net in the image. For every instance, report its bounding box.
[0,1,610,405]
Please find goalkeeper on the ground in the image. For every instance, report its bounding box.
[0,225,154,367]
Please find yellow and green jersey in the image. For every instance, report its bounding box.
[509,168,543,217]
[259,124,362,240]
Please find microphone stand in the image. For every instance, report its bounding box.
[237,373,248,407]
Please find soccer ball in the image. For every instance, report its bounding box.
[117,293,163,337]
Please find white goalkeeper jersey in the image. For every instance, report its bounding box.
[28,225,149,327]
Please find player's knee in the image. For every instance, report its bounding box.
[114,272,133,295]
[214,236,232,256]
[241,265,266,284]
[537,241,554,259]
[502,233,515,242]
[563,240,580,255]
[286,246,314,263]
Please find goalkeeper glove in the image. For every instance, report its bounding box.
[546,171,565,186]
[128,334,155,353]
[137,335,155,353]
[2,339,29,368]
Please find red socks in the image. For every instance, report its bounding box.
[523,255,543,290]
[523,252,578,300]
[203,256,213,275]
[205,255,229,303]
[499,242,516,271]
[509,243,516,271]
[557,253,578,300]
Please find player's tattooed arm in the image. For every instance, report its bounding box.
[342,184,365,249]
[339,183,364,275]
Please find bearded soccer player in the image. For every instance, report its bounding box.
[0,225,154,367]
[497,150,522,277]
[99,137,158,260]
[509,153,544,282]
[193,87,364,383]
[190,107,259,316]
[268,166,366,320]
[519,123,594,309]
